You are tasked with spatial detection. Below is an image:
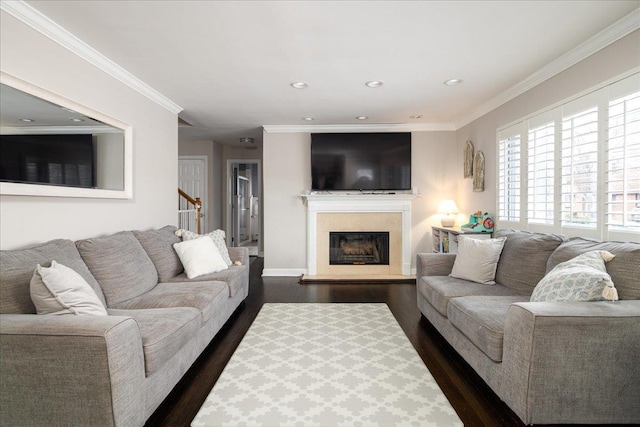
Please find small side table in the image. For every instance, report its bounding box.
[432,226,492,254]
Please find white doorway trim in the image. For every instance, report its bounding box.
[179,155,208,234]
[226,159,262,256]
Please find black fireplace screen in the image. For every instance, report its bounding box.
[329,232,390,265]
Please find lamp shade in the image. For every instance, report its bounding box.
[437,200,459,227]
[437,200,459,214]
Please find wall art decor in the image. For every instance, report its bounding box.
[473,150,485,192]
[464,140,474,178]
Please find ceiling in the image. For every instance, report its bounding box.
[22,1,640,145]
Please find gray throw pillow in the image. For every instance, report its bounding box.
[450,237,506,285]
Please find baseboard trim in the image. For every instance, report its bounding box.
[262,268,307,277]
[263,268,417,278]
[299,274,415,285]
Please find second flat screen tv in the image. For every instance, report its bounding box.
[311,132,411,191]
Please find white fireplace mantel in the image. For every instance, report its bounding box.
[304,193,416,276]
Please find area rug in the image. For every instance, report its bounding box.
[192,303,462,426]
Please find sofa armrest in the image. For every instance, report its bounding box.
[416,253,456,278]
[0,314,146,427]
[228,246,250,265]
[501,301,640,424]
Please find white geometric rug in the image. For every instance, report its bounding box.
[192,303,462,427]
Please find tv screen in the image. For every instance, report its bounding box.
[311,132,411,191]
[0,134,95,188]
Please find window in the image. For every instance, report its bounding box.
[527,121,555,224]
[607,90,640,230]
[561,106,599,228]
[498,128,521,223]
[496,72,639,240]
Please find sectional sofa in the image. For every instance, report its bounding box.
[417,229,640,425]
[0,225,249,426]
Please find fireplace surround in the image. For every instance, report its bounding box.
[303,193,415,277]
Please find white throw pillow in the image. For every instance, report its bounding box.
[177,229,233,266]
[173,237,229,279]
[30,261,108,316]
[530,250,617,302]
[450,237,507,285]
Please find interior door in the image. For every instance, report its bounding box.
[233,174,251,246]
[178,157,207,233]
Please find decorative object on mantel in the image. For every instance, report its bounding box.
[437,199,459,227]
[473,151,485,192]
[464,140,474,178]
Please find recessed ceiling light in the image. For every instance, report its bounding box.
[70,118,84,122]
[410,115,423,119]
[444,79,463,86]
[239,137,255,144]
[303,117,315,121]
[365,80,384,88]
[18,118,34,122]
[290,81,308,89]
[356,116,368,120]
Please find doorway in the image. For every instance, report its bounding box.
[227,160,261,256]
[178,156,207,233]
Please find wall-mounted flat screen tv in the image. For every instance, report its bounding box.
[0,134,95,188]
[311,132,411,191]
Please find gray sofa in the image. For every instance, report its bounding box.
[417,229,640,425]
[0,225,249,427]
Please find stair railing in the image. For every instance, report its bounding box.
[178,188,202,234]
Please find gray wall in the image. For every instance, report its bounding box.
[262,130,457,274]
[0,10,179,249]
[454,30,640,223]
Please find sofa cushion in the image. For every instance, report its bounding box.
[76,232,158,306]
[547,237,640,300]
[532,251,617,302]
[448,296,528,362]
[30,261,108,316]
[494,229,565,293]
[1,239,106,314]
[108,307,200,376]
[450,237,506,285]
[109,281,228,325]
[417,276,529,317]
[168,265,248,298]
[133,226,184,282]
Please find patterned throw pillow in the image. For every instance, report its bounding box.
[530,250,617,302]
[176,229,233,266]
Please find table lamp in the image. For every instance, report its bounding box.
[438,200,459,227]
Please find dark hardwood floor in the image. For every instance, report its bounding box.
[145,257,526,427]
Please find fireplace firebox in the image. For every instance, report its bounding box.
[329,232,389,265]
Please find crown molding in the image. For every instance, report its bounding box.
[263,122,456,134]
[454,7,640,129]
[0,125,121,135]
[0,0,183,115]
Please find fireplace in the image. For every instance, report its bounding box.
[303,193,416,277]
[329,232,389,265]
